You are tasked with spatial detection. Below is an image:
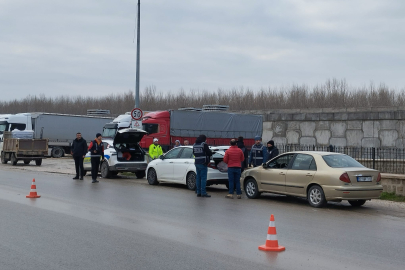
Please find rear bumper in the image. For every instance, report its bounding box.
[323,185,383,200]
[206,169,228,186]
[110,162,148,172]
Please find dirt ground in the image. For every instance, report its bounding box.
[1,156,404,217]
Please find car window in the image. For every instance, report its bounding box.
[179,148,193,159]
[322,154,365,168]
[291,154,316,171]
[164,148,182,159]
[268,154,294,169]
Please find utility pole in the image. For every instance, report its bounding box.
[135,0,141,108]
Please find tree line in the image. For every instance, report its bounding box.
[1,79,404,115]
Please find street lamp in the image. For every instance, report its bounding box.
[135,0,141,108]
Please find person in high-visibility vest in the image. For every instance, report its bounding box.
[149,138,163,159]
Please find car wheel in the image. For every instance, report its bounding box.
[35,159,42,166]
[348,200,366,207]
[308,185,326,208]
[147,168,159,185]
[82,170,87,176]
[186,172,196,190]
[51,147,64,158]
[11,154,17,166]
[24,160,30,165]
[244,178,260,199]
[135,171,146,179]
[1,152,8,164]
[100,162,111,178]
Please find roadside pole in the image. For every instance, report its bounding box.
[135,0,141,109]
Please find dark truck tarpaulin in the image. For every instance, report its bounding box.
[170,110,263,139]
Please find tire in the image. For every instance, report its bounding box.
[186,172,196,190]
[307,185,326,208]
[135,171,145,179]
[111,171,119,176]
[244,178,260,199]
[51,147,64,158]
[1,152,8,164]
[82,170,87,176]
[225,183,229,189]
[24,160,31,165]
[100,162,111,178]
[11,154,17,166]
[147,168,159,185]
[348,200,366,207]
[35,159,42,166]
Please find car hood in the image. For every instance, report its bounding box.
[113,128,147,150]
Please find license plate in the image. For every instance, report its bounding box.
[357,176,372,182]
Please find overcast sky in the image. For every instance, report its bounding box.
[1,0,404,101]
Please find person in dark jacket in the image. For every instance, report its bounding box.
[71,132,87,180]
[88,133,104,183]
[267,140,279,161]
[237,136,248,172]
[224,139,245,199]
[248,136,268,167]
[193,134,213,197]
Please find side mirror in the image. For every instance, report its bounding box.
[160,155,165,160]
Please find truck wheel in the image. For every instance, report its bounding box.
[1,152,8,164]
[11,154,17,166]
[35,159,42,166]
[51,147,64,158]
[135,171,146,179]
[100,162,111,178]
[24,160,31,165]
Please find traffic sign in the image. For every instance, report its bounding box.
[131,120,142,129]
[131,108,143,120]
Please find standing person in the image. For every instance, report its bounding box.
[174,140,181,148]
[193,134,212,198]
[149,138,163,159]
[267,140,279,161]
[184,140,190,146]
[224,139,245,199]
[71,132,87,180]
[248,136,268,167]
[88,133,104,183]
[237,136,248,172]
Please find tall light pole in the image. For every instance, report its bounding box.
[135,0,141,108]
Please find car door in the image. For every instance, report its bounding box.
[171,147,194,183]
[285,154,317,196]
[156,147,182,181]
[260,154,294,193]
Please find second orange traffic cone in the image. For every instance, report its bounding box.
[26,178,41,198]
[258,214,285,252]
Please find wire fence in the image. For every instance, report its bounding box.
[276,144,405,174]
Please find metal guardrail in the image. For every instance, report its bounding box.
[276,144,405,174]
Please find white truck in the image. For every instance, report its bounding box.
[0,113,113,158]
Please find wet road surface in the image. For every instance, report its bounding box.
[0,169,404,270]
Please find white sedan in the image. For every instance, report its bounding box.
[146,146,229,190]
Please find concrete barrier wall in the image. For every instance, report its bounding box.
[238,107,405,148]
[381,174,405,196]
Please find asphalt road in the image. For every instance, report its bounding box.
[0,168,404,270]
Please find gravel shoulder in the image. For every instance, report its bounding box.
[1,156,404,218]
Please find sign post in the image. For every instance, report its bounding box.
[131,108,143,129]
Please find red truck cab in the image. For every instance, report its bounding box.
[140,111,171,151]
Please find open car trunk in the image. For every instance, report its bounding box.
[113,128,147,162]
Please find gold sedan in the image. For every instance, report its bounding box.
[241,151,383,207]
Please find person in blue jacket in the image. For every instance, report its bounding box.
[248,136,268,167]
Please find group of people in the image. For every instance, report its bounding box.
[191,135,279,198]
[71,132,104,183]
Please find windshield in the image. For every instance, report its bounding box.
[0,121,8,134]
[322,154,365,168]
[142,123,159,135]
[103,128,117,138]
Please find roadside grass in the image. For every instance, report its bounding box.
[380,192,405,202]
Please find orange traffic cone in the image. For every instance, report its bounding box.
[258,214,285,252]
[26,178,41,198]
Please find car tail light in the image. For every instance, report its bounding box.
[339,173,351,183]
[376,173,381,182]
[207,162,217,170]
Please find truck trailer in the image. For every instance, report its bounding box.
[0,113,113,158]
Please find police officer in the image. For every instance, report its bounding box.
[149,138,163,159]
[248,136,268,167]
[88,133,104,183]
[193,134,212,197]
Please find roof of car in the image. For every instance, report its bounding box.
[282,151,344,156]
